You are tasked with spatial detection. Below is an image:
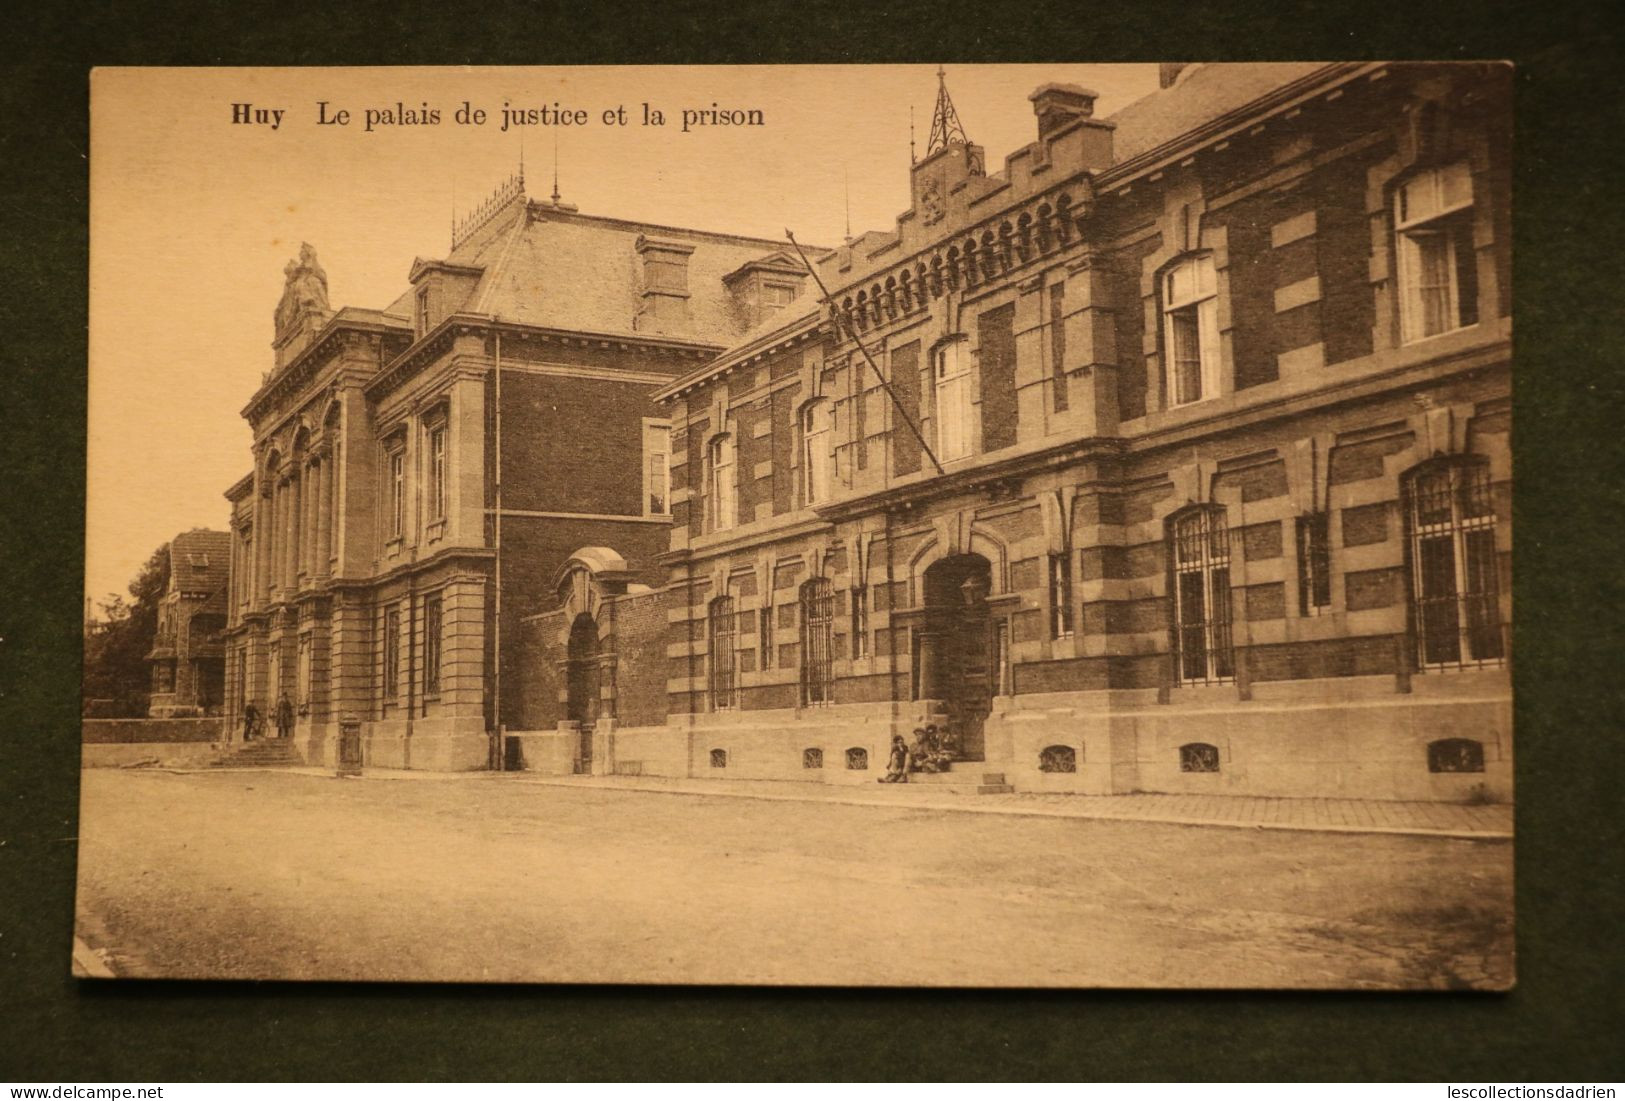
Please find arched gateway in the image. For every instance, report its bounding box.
[916,553,997,760]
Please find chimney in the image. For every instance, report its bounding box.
[1159,63,1189,89]
[1029,83,1099,140]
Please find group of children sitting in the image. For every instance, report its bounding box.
[877,723,956,783]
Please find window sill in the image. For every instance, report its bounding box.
[426,518,447,543]
[1399,321,1478,349]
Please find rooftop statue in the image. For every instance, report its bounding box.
[274,242,330,338]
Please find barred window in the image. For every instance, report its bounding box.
[759,605,775,670]
[1169,507,1235,684]
[803,747,823,769]
[850,585,869,660]
[1039,745,1077,773]
[1049,281,1069,412]
[1427,738,1485,773]
[708,595,737,710]
[1180,742,1220,772]
[709,748,728,769]
[1049,552,1075,639]
[423,593,442,696]
[845,747,869,770]
[1296,513,1332,616]
[799,577,834,706]
[1402,457,1504,670]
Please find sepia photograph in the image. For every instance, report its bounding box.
[78,61,1514,988]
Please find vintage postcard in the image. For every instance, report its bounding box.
[79,63,1513,987]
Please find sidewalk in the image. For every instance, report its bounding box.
[511,772,1513,841]
[154,763,1512,839]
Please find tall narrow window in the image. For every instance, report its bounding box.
[415,286,430,337]
[297,634,312,708]
[1161,254,1220,406]
[423,593,442,696]
[933,337,973,462]
[427,424,447,521]
[850,585,869,660]
[1296,513,1332,616]
[1049,552,1075,639]
[383,605,401,704]
[799,577,834,706]
[706,434,736,532]
[759,605,775,670]
[1395,162,1477,343]
[1170,507,1235,684]
[800,400,833,506]
[1402,458,1503,669]
[644,420,671,516]
[708,595,737,710]
[388,448,405,539]
[1049,282,1069,412]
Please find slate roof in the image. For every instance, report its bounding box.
[167,530,232,597]
[1104,62,1332,165]
[428,200,821,347]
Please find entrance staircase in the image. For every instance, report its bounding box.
[210,739,302,769]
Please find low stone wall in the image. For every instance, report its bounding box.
[81,742,220,768]
[82,717,224,744]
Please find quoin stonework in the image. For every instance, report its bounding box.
[222,62,1511,803]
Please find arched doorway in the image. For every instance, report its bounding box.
[566,612,600,770]
[919,553,994,760]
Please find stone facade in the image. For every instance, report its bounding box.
[537,63,1513,802]
[222,184,825,769]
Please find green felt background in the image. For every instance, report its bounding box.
[2,0,1622,1082]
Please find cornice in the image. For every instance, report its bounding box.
[243,317,409,424]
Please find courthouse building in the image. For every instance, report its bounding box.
[517,62,1512,801]
[221,180,824,767]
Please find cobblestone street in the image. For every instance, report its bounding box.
[74,770,1514,988]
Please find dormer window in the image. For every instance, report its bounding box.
[415,286,430,337]
[764,282,797,308]
[1395,162,1477,343]
[1162,254,1220,407]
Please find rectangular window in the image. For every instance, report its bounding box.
[427,424,447,521]
[297,634,312,708]
[388,448,405,539]
[423,594,442,696]
[707,434,736,531]
[383,605,401,704]
[800,402,832,506]
[978,303,1018,453]
[709,596,736,710]
[1296,513,1332,616]
[1049,282,1069,412]
[799,579,834,706]
[1396,162,1478,343]
[1403,459,1503,669]
[1049,552,1075,639]
[934,339,972,462]
[644,420,671,516]
[851,586,869,660]
[759,605,774,670]
[1162,255,1221,406]
[415,287,429,336]
[1171,509,1235,684]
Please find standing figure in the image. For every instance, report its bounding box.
[878,734,910,783]
[243,702,261,742]
[275,693,294,740]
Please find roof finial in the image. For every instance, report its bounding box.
[551,127,561,204]
[927,64,971,157]
[909,103,917,165]
[844,164,852,244]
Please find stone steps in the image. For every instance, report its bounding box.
[211,739,302,768]
[905,767,1014,795]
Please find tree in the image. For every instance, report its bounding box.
[82,543,170,717]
